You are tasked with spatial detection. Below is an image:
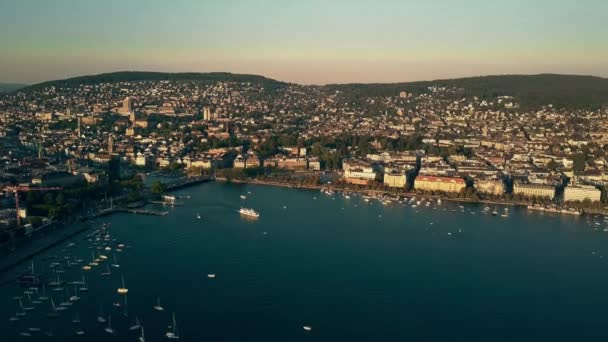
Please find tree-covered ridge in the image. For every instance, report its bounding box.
[18,71,287,92]
[15,72,608,110]
[0,83,27,93]
[327,74,608,110]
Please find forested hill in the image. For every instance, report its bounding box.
[326,74,608,110]
[16,72,608,110]
[17,71,287,92]
[0,83,27,93]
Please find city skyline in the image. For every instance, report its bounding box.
[1,0,607,85]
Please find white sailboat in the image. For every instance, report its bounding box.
[110,254,120,268]
[97,306,107,323]
[153,297,164,311]
[16,299,27,317]
[38,284,49,300]
[79,276,88,292]
[47,298,59,318]
[165,312,180,339]
[129,316,142,331]
[104,315,115,334]
[101,264,111,276]
[139,325,145,342]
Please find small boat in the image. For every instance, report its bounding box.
[207,274,216,279]
[9,316,19,322]
[97,306,107,323]
[47,298,59,318]
[239,207,260,218]
[153,297,164,311]
[139,325,146,342]
[111,254,120,268]
[74,329,85,336]
[101,265,111,276]
[19,332,32,337]
[72,313,81,323]
[104,315,115,334]
[165,312,180,339]
[117,275,129,295]
[129,316,142,331]
[28,327,41,332]
[16,299,28,315]
[196,213,201,219]
[79,276,88,292]
[303,325,312,331]
[240,195,246,199]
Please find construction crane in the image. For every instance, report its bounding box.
[3,186,63,226]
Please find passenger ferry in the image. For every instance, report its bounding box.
[239,207,260,218]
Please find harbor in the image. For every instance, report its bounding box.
[2,182,608,341]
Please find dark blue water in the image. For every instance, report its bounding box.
[2,182,608,341]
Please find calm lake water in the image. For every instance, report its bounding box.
[2,182,608,341]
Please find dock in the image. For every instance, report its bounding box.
[116,208,169,216]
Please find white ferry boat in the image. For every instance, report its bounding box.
[239,208,260,218]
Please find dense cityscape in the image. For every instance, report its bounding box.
[0,72,607,243]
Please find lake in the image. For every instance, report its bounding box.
[1,182,608,341]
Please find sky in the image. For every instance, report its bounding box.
[0,0,607,85]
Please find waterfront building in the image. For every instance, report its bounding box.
[308,157,321,171]
[415,175,466,193]
[383,172,407,188]
[475,178,505,196]
[563,185,601,202]
[512,182,555,199]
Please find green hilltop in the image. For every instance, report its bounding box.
[18,71,287,92]
[327,74,608,110]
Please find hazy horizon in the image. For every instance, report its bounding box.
[1,0,607,85]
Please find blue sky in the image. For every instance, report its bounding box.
[0,0,606,84]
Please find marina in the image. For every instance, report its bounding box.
[1,182,608,341]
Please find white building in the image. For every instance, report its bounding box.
[563,185,601,202]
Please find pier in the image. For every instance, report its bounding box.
[114,208,169,216]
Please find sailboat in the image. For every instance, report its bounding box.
[153,297,164,311]
[104,315,115,334]
[139,325,145,342]
[23,293,35,311]
[101,264,111,276]
[165,312,180,339]
[16,299,27,317]
[47,298,59,318]
[79,276,89,292]
[69,285,80,301]
[129,316,142,331]
[97,306,107,323]
[117,275,129,294]
[110,254,120,268]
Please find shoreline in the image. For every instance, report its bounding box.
[215,177,533,208]
[0,175,600,279]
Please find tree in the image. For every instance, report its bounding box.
[55,192,65,206]
[150,181,167,195]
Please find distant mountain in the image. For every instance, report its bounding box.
[0,83,27,93]
[18,71,287,92]
[327,74,608,110]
